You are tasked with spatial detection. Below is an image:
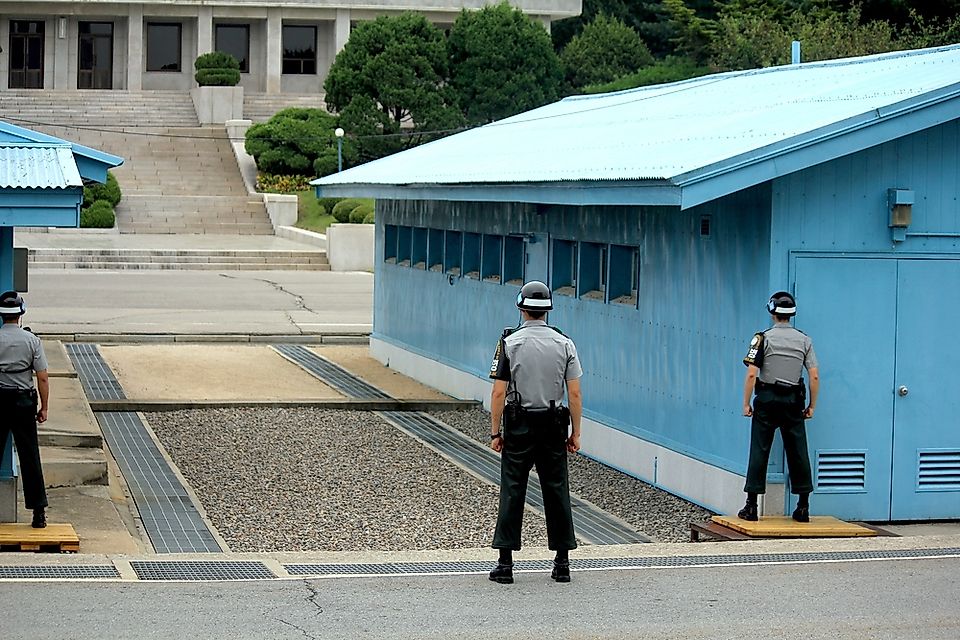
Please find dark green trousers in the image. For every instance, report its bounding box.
[493,412,576,551]
[744,386,813,495]
[0,389,47,510]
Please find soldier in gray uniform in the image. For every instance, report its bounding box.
[739,291,819,523]
[0,291,50,528]
[487,280,583,585]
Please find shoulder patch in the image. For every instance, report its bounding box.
[743,332,765,367]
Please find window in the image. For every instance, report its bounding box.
[481,235,503,283]
[428,229,443,272]
[579,242,606,301]
[215,24,249,72]
[146,23,182,72]
[282,25,316,75]
[551,239,577,296]
[412,227,428,269]
[397,226,412,266]
[444,231,462,275]
[463,233,481,279]
[384,225,398,263]
[608,245,639,306]
[503,236,524,286]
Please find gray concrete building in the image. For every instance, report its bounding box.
[0,1,580,95]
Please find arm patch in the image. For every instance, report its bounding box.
[743,332,765,367]
[489,336,511,380]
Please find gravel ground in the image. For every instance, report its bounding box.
[433,409,715,543]
[145,408,551,553]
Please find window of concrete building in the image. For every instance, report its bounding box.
[428,228,443,272]
[444,230,462,275]
[579,242,607,301]
[551,239,577,296]
[463,232,481,279]
[215,24,249,72]
[384,224,398,263]
[481,235,503,284]
[282,25,316,75]
[146,23,182,72]
[397,226,412,266]
[412,227,428,269]
[503,236,524,286]
[608,244,639,306]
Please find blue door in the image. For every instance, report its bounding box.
[524,233,549,284]
[795,256,960,520]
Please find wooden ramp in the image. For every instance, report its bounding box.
[0,524,80,553]
[712,515,878,538]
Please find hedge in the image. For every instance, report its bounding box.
[194,52,241,87]
[80,200,115,228]
[83,171,121,208]
[349,202,374,224]
[331,198,366,223]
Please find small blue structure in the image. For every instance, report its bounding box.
[315,45,960,521]
[0,121,122,514]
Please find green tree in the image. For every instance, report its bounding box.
[245,108,349,177]
[324,13,462,162]
[448,2,563,124]
[561,14,655,90]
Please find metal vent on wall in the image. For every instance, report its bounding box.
[918,450,960,491]
[816,450,866,492]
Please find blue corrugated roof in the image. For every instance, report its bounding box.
[315,44,960,208]
[0,120,123,171]
[0,144,83,189]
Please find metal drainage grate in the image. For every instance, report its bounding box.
[273,344,391,399]
[66,343,126,400]
[285,547,960,577]
[131,561,275,581]
[96,412,223,554]
[380,411,648,546]
[0,565,120,579]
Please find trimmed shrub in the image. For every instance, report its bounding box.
[80,200,115,228]
[331,198,365,223]
[245,108,341,176]
[317,197,344,216]
[83,171,121,208]
[349,202,374,224]
[194,52,241,86]
[362,210,375,224]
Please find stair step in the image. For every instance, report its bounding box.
[41,446,108,488]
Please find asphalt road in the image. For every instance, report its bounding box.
[24,270,373,336]
[2,557,958,639]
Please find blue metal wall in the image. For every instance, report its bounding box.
[375,185,772,477]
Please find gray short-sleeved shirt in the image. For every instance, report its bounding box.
[0,323,47,390]
[743,323,817,385]
[489,320,583,409]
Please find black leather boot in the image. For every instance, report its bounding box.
[489,562,514,584]
[32,507,47,529]
[551,559,571,583]
[792,506,810,522]
[737,502,758,521]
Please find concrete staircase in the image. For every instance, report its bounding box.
[243,93,327,122]
[29,248,330,271]
[0,91,275,236]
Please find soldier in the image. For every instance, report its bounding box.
[740,291,819,523]
[0,291,49,528]
[487,280,583,585]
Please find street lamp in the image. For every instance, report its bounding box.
[335,127,344,173]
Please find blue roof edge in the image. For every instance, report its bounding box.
[0,120,123,171]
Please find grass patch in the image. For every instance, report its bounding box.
[295,189,337,233]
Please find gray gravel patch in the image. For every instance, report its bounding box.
[145,408,550,552]
[432,409,715,543]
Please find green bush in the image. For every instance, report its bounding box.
[256,174,312,193]
[80,200,115,228]
[83,171,121,208]
[245,108,342,176]
[331,198,365,223]
[362,210,375,225]
[317,197,344,216]
[194,52,241,86]
[349,202,374,224]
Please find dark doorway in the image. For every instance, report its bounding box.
[78,22,113,89]
[9,21,45,89]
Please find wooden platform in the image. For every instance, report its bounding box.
[0,524,80,553]
[712,515,878,538]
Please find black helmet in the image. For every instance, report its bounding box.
[0,291,25,316]
[767,291,796,316]
[517,280,552,311]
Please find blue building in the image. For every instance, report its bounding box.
[316,45,960,521]
[0,121,122,519]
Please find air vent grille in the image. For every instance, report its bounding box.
[816,450,866,492]
[918,450,960,491]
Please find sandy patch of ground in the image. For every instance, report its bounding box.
[311,345,451,400]
[99,344,344,400]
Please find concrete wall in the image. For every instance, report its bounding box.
[327,223,374,271]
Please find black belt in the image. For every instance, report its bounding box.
[0,387,35,396]
[756,380,801,391]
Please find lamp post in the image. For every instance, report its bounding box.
[335,127,344,173]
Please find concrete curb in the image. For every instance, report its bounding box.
[87,399,480,412]
[36,333,369,344]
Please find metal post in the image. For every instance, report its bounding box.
[792,40,801,65]
[335,127,345,173]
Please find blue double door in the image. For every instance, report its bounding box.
[795,256,960,521]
